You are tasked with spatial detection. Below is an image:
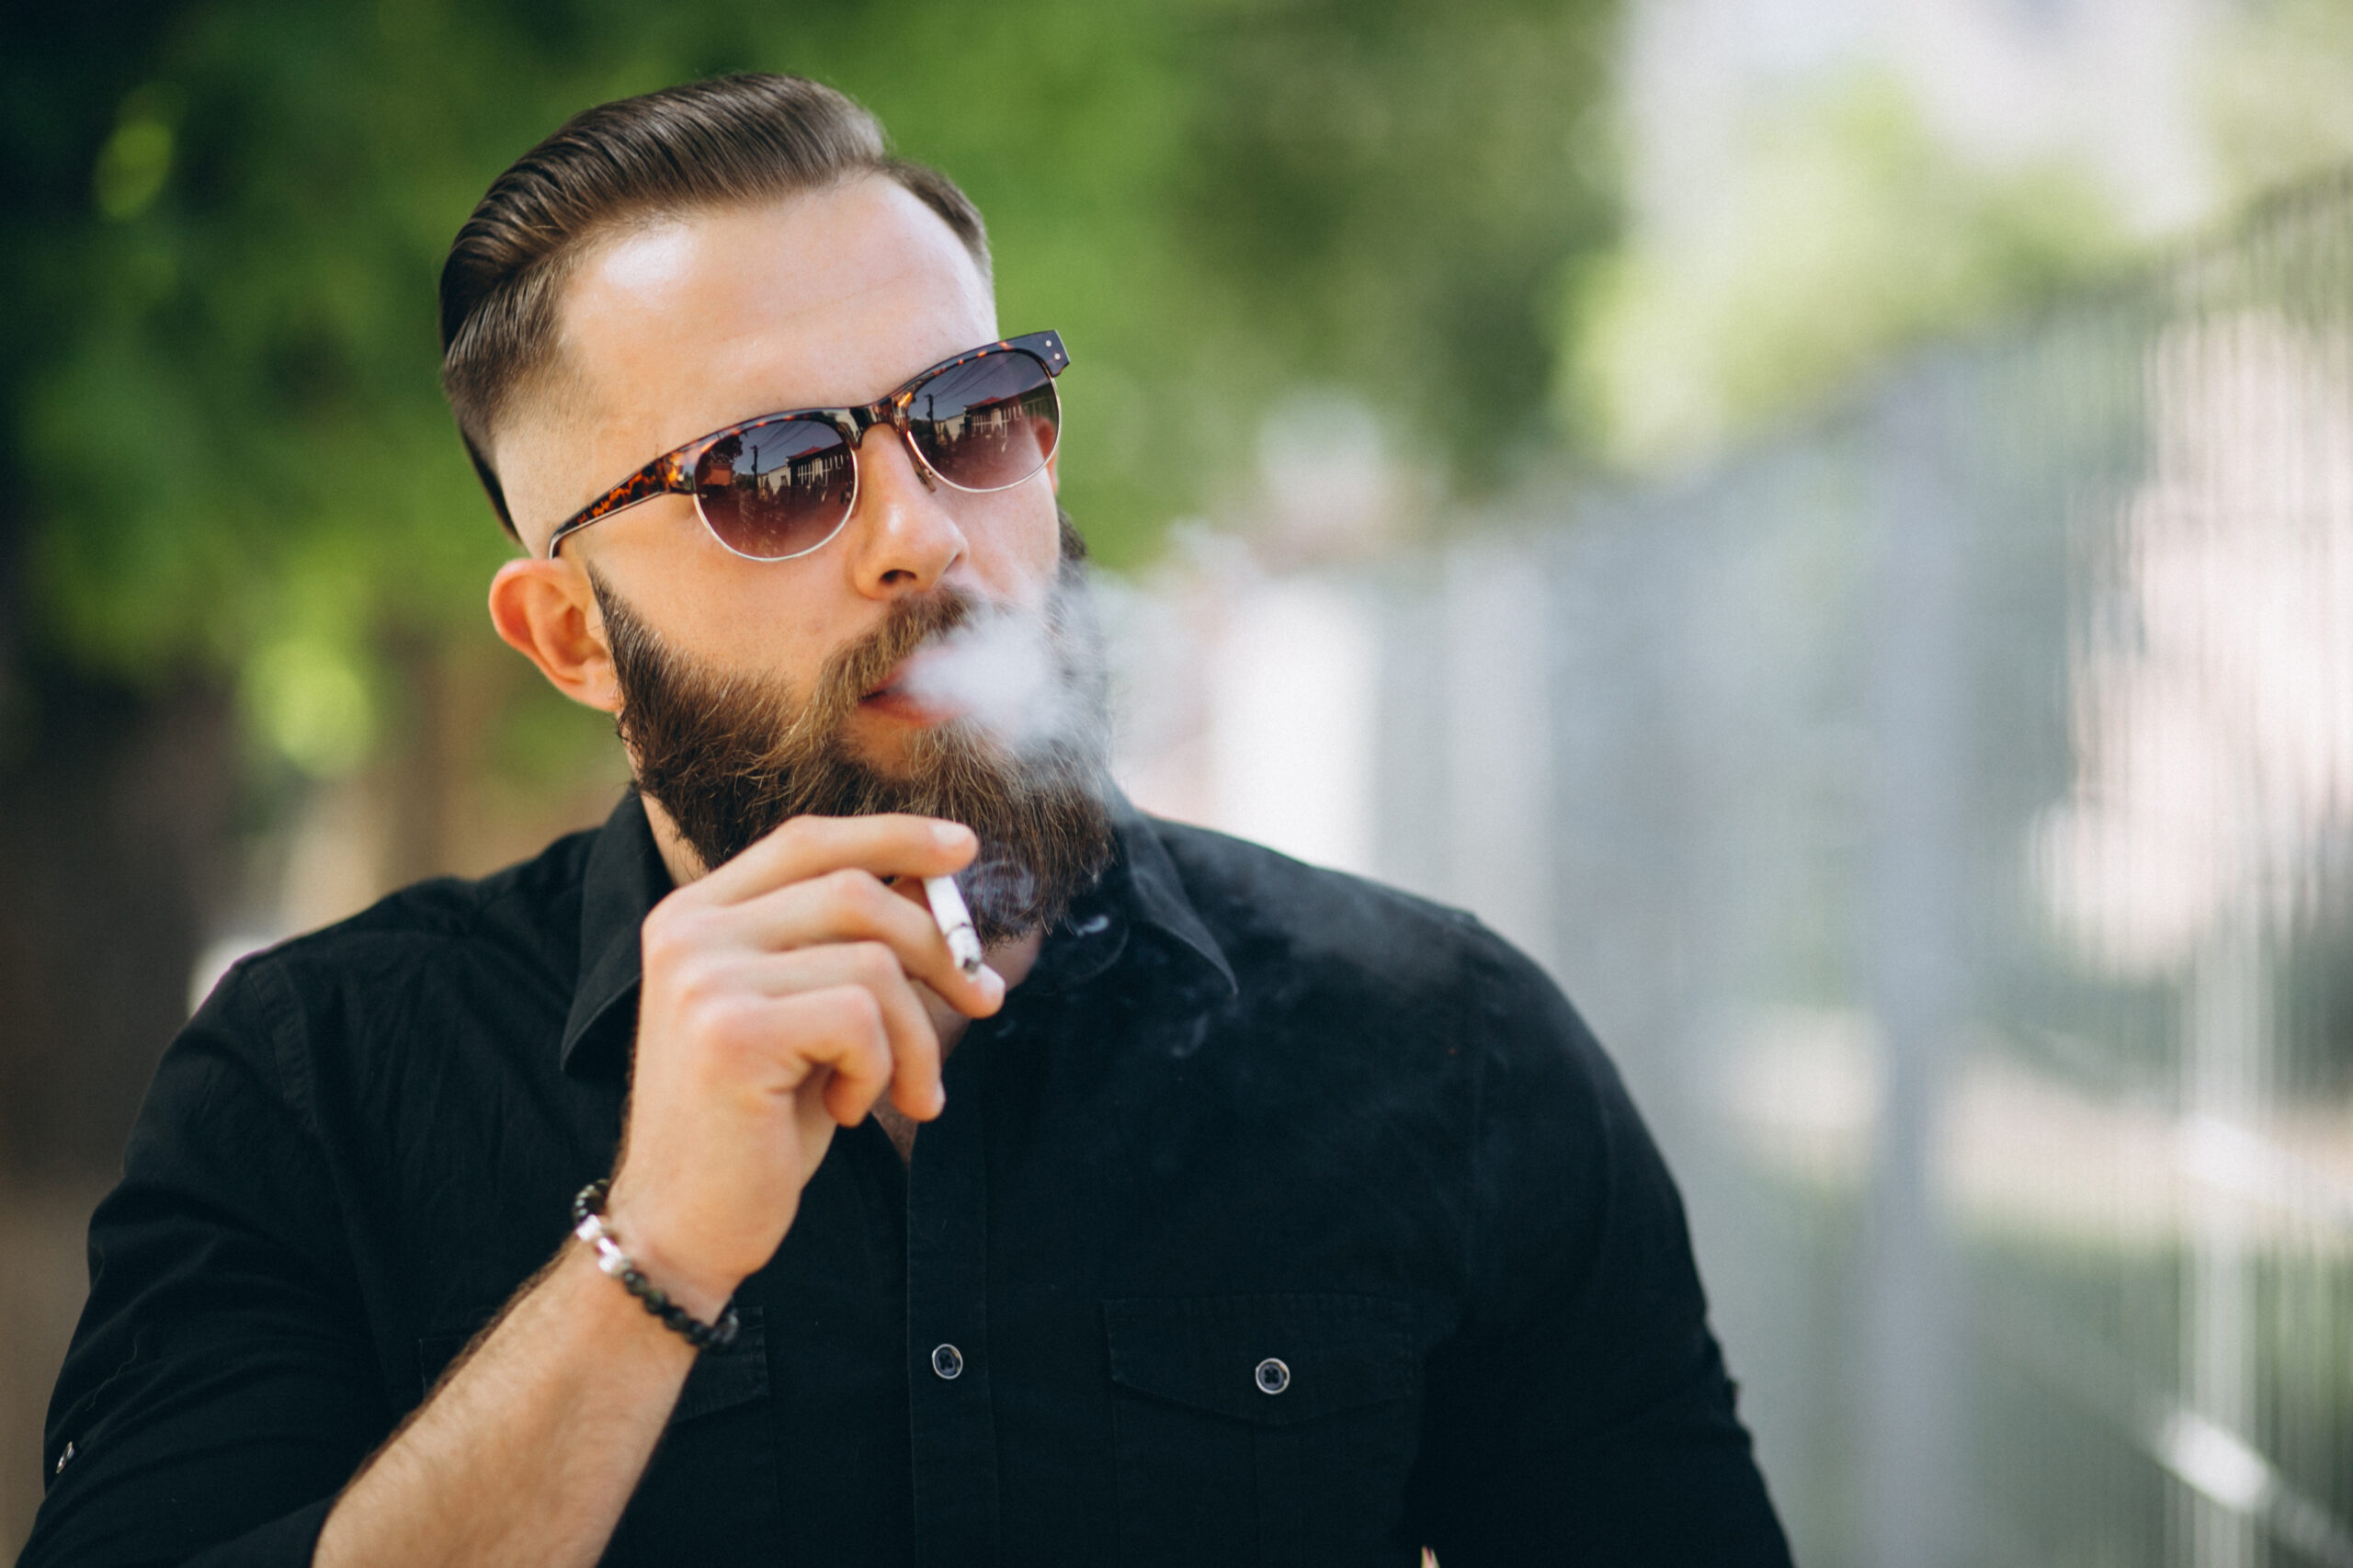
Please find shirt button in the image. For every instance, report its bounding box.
[53,1440,74,1474]
[1255,1357,1290,1395]
[931,1343,965,1381]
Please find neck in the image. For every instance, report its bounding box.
[639,791,711,891]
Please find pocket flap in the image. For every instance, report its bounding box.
[670,1302,769,1424]
[1103,1293,1414,1427]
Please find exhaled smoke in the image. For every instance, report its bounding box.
[593,549,1115,944]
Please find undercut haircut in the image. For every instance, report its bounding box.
[438,73,992,539]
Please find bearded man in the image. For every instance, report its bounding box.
[25,74,1790,1568]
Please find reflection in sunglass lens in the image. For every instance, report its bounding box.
[693,418,856,560]
[906,351,1061,493]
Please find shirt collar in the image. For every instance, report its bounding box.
[558,790,1237,1078]
[561,791,675,1077]
[1091,794,1238,999]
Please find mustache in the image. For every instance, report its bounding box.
[808,588,976,730]
[612,583,977,769]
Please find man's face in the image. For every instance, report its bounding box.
[484,176,1110,924]
[494,176,1065,772]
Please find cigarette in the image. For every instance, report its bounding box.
[923,874,985,978]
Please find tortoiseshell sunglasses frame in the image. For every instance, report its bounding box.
[543,329,1070,561]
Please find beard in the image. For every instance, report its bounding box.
[592,534,1116,945]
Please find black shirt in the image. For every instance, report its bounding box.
[25,794,1790,1567]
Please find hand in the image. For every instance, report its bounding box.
[602,814,1004,1316]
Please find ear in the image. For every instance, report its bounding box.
[488,557,621,714]
[1046,441,1061,495]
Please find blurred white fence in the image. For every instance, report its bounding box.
[1111,174,2353,1568]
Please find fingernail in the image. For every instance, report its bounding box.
[982,965,1006,999]
[932,822,969,846]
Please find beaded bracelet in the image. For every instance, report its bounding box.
[571,1180,741,1352]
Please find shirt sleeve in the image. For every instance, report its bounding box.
[20,958,391,1568]
[1406,929,1794,1567]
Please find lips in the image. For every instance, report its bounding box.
[860,661,959,725]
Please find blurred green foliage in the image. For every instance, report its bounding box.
[1565,73,2132,472]
[1,0,1617,781]
[2208,0,2353,199]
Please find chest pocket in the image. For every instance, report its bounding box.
[1103,1294,1423,1568]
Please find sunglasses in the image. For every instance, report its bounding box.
[545,330,1069,562]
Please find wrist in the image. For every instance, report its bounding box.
[606,1233,735,1325]
[597,1183,743,1322]
[555,1238,700,1359]
[572,1183,740,1342]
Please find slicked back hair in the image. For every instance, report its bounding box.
[439,73,991,539]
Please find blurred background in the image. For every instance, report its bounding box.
[5,0,2353,1562]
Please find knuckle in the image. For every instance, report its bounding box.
[667,948,728,1002]
[641,903,710,969]
[640,907,682,960]
[797,989,882,1068]
[825,868,884,915]
[848,940,900,985]
[827,984,887,1041]
[643,923,693,971]
[692,994,763,1057]
[846,983,888,1029]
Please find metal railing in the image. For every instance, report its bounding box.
[1117,168,2353,1567]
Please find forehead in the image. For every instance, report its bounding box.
[528,177,997,496]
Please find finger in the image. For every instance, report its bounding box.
[760,984,896,1129]
[725,942,946,1119]
[726,866,1006,1020]
[696,813,977,905]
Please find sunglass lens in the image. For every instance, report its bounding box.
[693,419,856,559]
[906,351,1061,493]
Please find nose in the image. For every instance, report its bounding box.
[839,417,966,598]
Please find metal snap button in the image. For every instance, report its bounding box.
[1255,1357,1290,1394]
[53,1439,74,1475]
[931,1343,964,1381]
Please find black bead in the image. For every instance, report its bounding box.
[571,1180,739,1351]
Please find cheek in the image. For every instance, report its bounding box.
[963,483,1065,607]
[683,585,834,679]
[597,528,834,676]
